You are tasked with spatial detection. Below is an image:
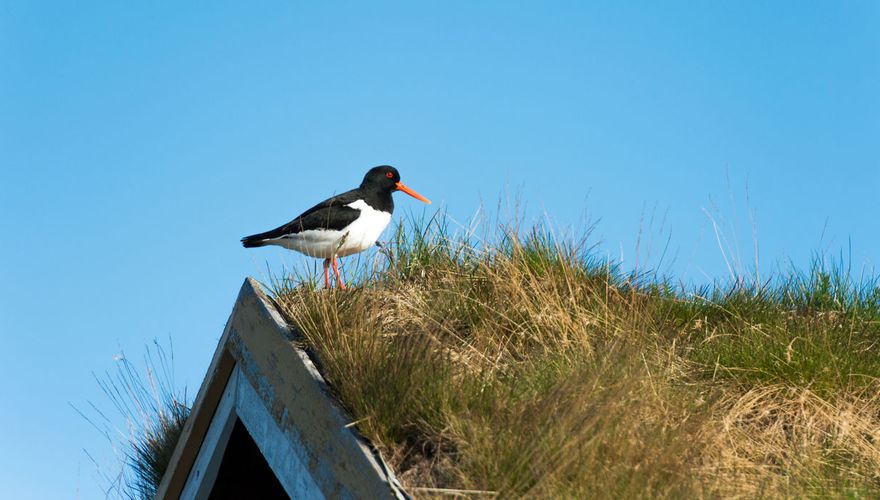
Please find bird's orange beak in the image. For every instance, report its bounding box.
[395,182,431,204]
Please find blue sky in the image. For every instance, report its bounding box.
[1,2,878,498]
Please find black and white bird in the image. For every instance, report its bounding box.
[241,165,430,289]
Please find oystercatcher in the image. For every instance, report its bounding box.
[241,165,430,289]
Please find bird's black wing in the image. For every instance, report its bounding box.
[241,189,362,245]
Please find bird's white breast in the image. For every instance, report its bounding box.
[335,200,392,257]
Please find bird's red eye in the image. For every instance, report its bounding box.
[386,172,393,178]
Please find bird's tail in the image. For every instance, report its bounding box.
[241,235,268,248]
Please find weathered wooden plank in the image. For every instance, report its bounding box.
[234,364,324,498]
[155,292,239,499]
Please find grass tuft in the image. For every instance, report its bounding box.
[76,339,190,500]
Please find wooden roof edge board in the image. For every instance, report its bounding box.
[155,283,244,499]
[156,278,409,499]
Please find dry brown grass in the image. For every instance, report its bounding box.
[702,384,880,497]
[272,217,880,498]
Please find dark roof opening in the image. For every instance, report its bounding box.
[208,419,289,499]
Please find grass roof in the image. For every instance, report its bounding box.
[272,214,880,498]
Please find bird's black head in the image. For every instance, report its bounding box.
[361,165,401,191]
[361,165,431,204]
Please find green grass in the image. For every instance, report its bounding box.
[272,213,880,498]
[656,266,880,395]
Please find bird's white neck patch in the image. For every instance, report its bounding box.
[346,199,385,214]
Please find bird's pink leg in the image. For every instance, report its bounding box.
[323,258,331,289]
[332,257,346,290]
